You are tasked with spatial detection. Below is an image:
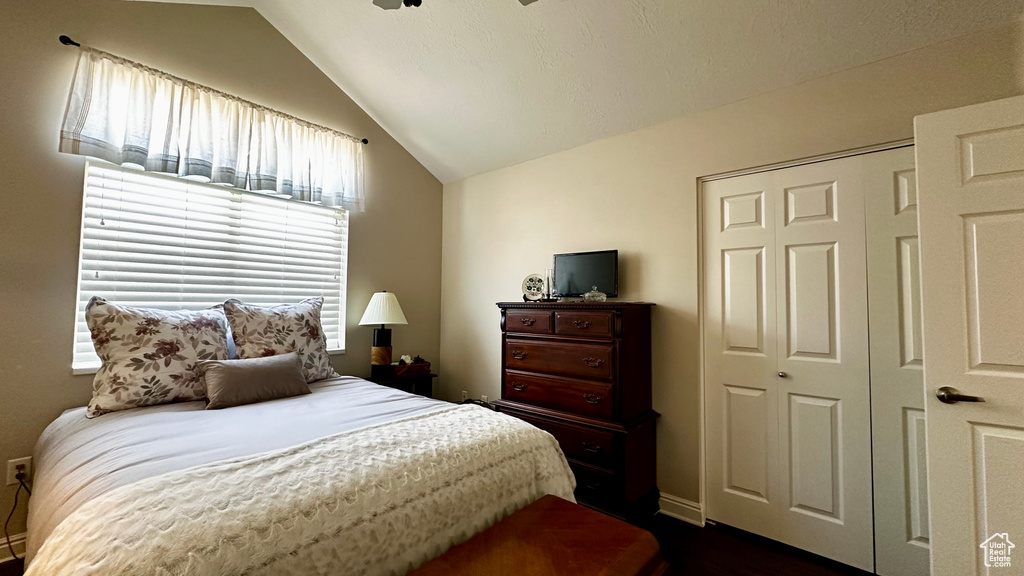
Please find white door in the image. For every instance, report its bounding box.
[704,173,780,538]
[865,146,931,576]
[916,95,1024,576]
[704,153,875,570]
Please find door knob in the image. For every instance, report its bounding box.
[936,386,985,404]
[778,372,787,378]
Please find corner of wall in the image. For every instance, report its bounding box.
[659,493,704,527]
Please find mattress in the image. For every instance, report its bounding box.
[25,376,451,565]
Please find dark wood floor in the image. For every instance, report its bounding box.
[0,559,20,576]
[645,514,872,576]
[0,515,872,576]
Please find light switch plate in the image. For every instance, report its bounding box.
[6,457,31,486]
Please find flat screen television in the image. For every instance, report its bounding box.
[553,250,618,298]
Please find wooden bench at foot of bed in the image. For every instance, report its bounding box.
[411,495,669,576]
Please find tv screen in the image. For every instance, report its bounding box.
[553,250,618,298]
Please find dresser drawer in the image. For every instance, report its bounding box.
[554,311,615,339]
[504,371,614,420]
[513,412,617,469]
[569,461,621,506]
[506,310,552,334]
[505,339,615,381]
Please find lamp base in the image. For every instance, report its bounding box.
[371,346,393,366]
[371,327,393,367]
[370,327,394,380]
[372,327,392,348]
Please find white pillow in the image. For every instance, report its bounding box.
[222,297,334,383]
[85,297,231,417]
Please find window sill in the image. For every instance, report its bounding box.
[73,348,347,376]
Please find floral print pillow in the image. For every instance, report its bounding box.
[223,297,335,383]
[85,297,231,418]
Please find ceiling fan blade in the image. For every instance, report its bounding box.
[518,0,540,4]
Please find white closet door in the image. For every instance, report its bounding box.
[705,152,877,571]
[916,95,1024,576]
[865,146,931,576]
[704,173,780,538]
[771,157,873,571]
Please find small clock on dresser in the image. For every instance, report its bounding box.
[521,274,545,301]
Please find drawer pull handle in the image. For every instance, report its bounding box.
[582,357,604,368]
[511,381,528,391]
[582,442,602,454]
[582,394,603,405]
[520,318,536,326]
[511,350,528,360]
[572,320,592,329]
[583,482,603,491]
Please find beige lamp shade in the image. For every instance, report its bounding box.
[359,291,408,326]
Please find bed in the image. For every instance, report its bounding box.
[24,376,576,575]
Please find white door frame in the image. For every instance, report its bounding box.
[695,137,915,527]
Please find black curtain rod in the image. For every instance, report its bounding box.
[58,35,370,145]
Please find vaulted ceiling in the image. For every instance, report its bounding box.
[149,0,1024,183]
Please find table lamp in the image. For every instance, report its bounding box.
[359,291,408,374]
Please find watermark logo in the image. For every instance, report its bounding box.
[981,533,1015,568]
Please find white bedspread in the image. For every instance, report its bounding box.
[25,376,576,574]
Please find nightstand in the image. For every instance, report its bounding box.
[370,372,438,398]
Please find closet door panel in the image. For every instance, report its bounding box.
[772,157,873,572]
[788,393,842,520]
[866,147,930,576]
[723,385,770,500]
[704,148,907,573]
[704,177,780,538]
[785,242,837,359]
[723,247,766,353]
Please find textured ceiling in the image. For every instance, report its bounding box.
[148,0,1024,183]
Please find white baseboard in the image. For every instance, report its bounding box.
[658,493,704,527]
[0,532,25,565]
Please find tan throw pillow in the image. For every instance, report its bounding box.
[199,352,311,410]
[222,297,334,383]
[85,297,230,418]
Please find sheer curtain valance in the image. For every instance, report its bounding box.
[60,48,364,212]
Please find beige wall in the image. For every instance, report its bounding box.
[440,20,1024,505]
[0,1,442,536]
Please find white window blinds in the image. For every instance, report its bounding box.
[73,162,348,371]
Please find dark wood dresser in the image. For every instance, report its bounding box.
[494,302,659,519]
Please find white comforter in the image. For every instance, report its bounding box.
[25,377,576,575]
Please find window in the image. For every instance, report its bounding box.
[73,162,348,372]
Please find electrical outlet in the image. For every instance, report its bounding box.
[6,457,31,486]
[461,390,469,401]
[481,395,489,403]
